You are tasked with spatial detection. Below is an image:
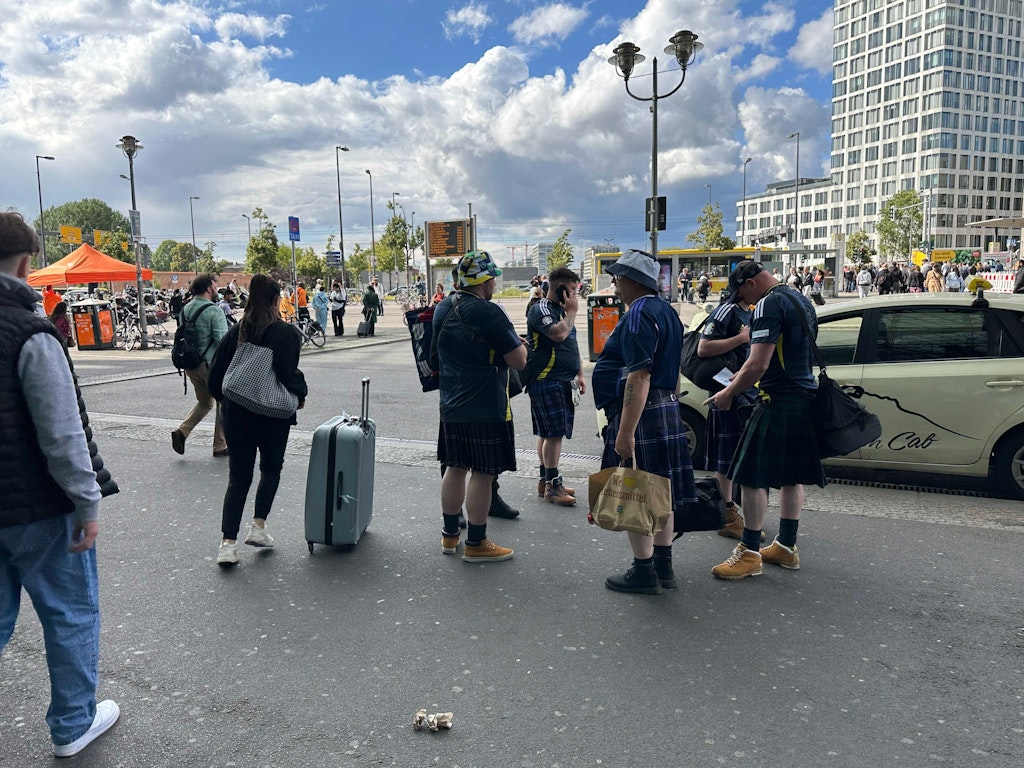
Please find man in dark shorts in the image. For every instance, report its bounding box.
[592,250,696,595]
[707,260,825,580]
[433,252,527,562]
[695,296,760,540]
[525,266,585,506]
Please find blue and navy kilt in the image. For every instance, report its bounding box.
[602,402,697,518]
[705,406,743,475]
[437,420,517,475]
[728,396,827,490]
[527,379,574,439]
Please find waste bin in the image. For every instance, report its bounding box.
[71,300,116,350]
[587,292,623,362]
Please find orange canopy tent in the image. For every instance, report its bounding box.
[27,243,152,287]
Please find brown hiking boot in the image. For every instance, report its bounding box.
[538,478,576,497]
[545,479,576,506]
[717,505,766,541]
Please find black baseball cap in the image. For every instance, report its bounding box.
[727,260,765,300]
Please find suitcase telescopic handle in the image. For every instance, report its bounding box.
[361,377,370,426]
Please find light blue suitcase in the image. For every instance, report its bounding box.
[304,377,375,552]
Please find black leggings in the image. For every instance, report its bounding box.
[221,399,292,539]
[332,307,345,335]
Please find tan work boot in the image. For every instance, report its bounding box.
[711,543,763,580]
[760,539,800,570]
[462,539,514,562]
[545,479,576,506]
[538,477,576,497]
[717,504,766,541]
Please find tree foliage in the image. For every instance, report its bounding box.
[151,239,177,271]
[877,189,923,260]
[845,230,876,267]
[32,198,131,267]
[245,207,283,276]
[345,243,370,287]
[96,228,133,264]
[687,203,735,251]
[547,229,574,271]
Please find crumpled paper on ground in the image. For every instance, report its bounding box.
[413,709,453,732]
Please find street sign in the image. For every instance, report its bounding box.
[326,250,342,267]
[645,196,666,232]
[171,274,179,284]
[129,210,141,238]
[288,216,300,242]
[60,225,82,244]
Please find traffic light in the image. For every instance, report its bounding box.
[889,207,896,220]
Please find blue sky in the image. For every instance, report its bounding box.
[1,0,835,266]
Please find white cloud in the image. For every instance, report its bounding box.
[735,53,781,84]
[789,8,833,74]
[442,2,494,44]
[509,3,588,46]
[214,12,290,42]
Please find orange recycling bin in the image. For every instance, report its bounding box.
[587,292,623,362]
[71,300,116,350]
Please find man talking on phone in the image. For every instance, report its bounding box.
[524,266,585,506]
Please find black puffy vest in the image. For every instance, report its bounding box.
[0,282,118,529]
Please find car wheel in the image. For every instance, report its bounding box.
[992,429,1024,500]
[679,405,707,471]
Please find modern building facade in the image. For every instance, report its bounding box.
[830,0,1024,252]
[737,177,836,252]
[527,242,555,270]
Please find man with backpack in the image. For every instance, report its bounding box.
[171,274,228,457]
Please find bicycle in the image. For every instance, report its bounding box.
[294,315,326,348]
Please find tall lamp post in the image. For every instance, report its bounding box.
[787,131,800,249]
[391,192,402,288]
[410,210,416,283]
[116,135,149,349]
[741,157,751,246]
[608,30,702,260]
[188,196,200,276]
[705,183,712,208]
[335,145,349,285]
[242,213,251,243]
[365,170,377,278]
[35,155,54,267]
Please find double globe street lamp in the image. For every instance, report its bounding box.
[608,29,702,260]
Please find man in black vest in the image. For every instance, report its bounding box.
[0,212,120,757]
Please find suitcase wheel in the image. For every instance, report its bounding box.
[307,541,314,554]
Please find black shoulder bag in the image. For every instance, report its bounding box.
[777,290,882,459]
[680,313,743,392]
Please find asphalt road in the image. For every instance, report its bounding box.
[2,308,1022,768]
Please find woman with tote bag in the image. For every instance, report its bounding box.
[208,274,308,567]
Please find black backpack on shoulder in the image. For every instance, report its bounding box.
[171,302,216,373]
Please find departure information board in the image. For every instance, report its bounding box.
[426,219,471,260]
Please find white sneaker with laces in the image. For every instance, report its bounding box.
[217,541,240,566]
[244,522,275,548]
[53,699,120,757]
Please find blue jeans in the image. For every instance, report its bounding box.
[0,514,100,746]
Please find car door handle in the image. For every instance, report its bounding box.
[985,380,1024,388]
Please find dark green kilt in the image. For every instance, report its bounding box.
[728,395,827,490]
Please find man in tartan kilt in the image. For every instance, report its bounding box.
[707,261,826,579]
[592,250,697,595]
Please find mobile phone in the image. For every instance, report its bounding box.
[557,285,569,304]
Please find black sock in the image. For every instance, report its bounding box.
[545,467,559,483]
[653,545,672,561]
[467,523,486,546]
[778,519,799,548]
[633,555,655,570]
[539,464,546,479]
[442,514,461,536]
[741,527,762,552]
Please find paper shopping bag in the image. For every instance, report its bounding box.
[587,465,671,536]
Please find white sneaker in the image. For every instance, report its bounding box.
[54,699,120,757]
[244,522,275,548]
[217,541,240,566]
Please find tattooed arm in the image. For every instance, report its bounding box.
[614,368,651,462]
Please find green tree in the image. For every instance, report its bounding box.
[345,243,370,287]
[96,228,133,264]
[846,230,876,267]
[169,242,203,272]
[245,207,283,275]
[151,239,177,271]
[547,229,574,271]
[687,203,736,252]
[292,246,325,283]
[877,190,923,260]
[32,198,131,267]
[376,202,411,287]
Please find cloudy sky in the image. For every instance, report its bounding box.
[1,0,834,267]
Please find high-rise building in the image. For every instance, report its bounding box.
[528,242,555,270]
[830,0,1024,253]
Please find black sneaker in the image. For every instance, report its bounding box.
[653,557,677,589]
[488,493,520,519]
[605,565,662,595]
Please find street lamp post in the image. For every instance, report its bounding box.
[787,131,801,253]
[608,30,702,260]
[392,192,401,288]
[35,155,54,268]
[116,135,149,349]
[366,170,377,278]
[335,145,349,286]
[189,196,200,276]
[705,183,712,208]
[242,213,251,243]
[741,157,751,245]
[409,210,416,285]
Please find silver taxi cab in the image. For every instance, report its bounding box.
[677,291,1024,499]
